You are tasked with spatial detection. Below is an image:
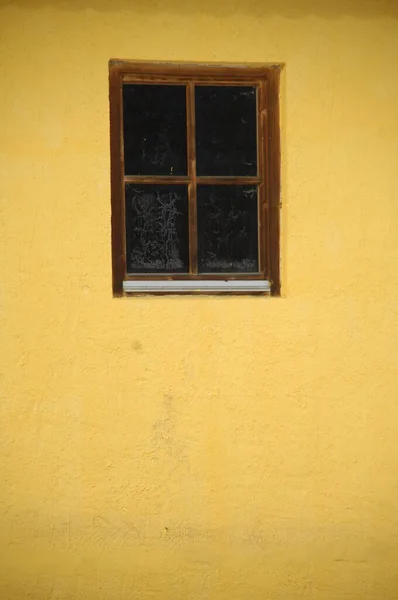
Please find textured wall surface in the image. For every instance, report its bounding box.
[1,1,398,598]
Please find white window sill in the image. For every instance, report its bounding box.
[123,280,271,294]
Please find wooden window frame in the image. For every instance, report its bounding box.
[109,60,281,296]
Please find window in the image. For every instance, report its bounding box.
[109,60,281,295]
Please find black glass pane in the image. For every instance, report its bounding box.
[197,186,259,273]
[195,86,257,176]
[125,185,189,273]
[123,85,187,176]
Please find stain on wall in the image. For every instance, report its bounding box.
[1,0,398,598]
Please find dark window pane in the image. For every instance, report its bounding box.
[123,85,187,176]
[197,186,259,273]
[195,86,257,176]
[125,185,189,273]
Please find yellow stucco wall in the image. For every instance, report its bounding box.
[1,1,398,598]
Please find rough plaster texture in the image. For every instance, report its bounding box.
[1,0,398,598]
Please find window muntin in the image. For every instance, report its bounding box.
[109,61,281,295]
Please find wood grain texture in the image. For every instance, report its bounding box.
[109,64,125,296]
[124,176,189,185]
[266,69,281,296]
[109,61,282,295]
[258,81,267,276]
[110,59,279,78]
[187,83,198,274]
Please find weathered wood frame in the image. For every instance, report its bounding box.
[109,60,281,296]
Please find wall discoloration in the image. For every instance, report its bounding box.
[1,0,398,598]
